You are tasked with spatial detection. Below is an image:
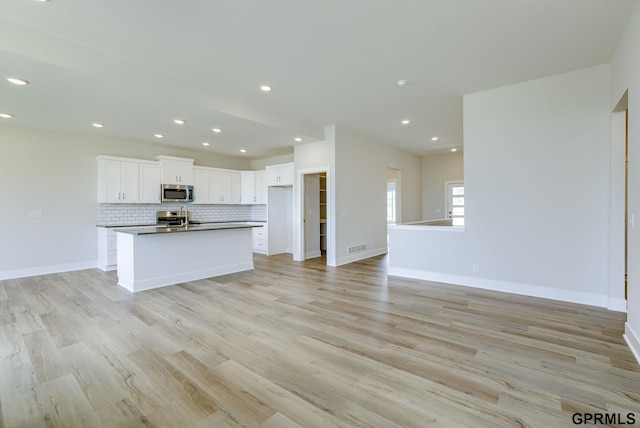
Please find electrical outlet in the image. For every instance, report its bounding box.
[473,263,479,273]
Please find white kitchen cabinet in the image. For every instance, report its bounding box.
[198,166,242,205]
[210,170,228,204]
[252,224,268,254]
[193,166,212,204]
[241,171,256,204]
[229,171,241,204]
[97,156,139,203]
[241,170,268,204]
[255,170,268,204]
[155,155,194,185]
[97,227,118,271]
[98,156,162,204]
[211,169,241,204]
[138,161,161,203]
[266,163,294,186]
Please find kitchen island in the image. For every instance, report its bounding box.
[115,222,261,292]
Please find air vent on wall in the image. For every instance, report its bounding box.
[347,244,367,255]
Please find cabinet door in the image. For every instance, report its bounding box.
[193,168,211,204]
[160,160,194,184]
[229,171,242,204]
[176,162,194,185]
[278,164,294,186]
[255,170,268,204]
[160,160,178,184]
[241,171,256,205]
[139,162,161,203]
[210,170,227,203]
[120,161,139,203]
[266,163,293,186]
[266,167,280,186]
[99,159,122,203]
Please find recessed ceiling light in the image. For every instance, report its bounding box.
[35,0,50,2]
[173,119,185,125]
[0,113,13,119]
[7,77,29,86]
[154,134,164,138]
[397,79,408,88]
[431,136,439,141]
[401,119,411,125]
[294,137,302,142]
[202,142,211,146]
[92,123,104,128]
[212,128,222,133]
[260,85,272,92]
[240,149,247,153]
[451,148,457,152]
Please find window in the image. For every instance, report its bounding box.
[387,181,396,224]
[446,181,464,226]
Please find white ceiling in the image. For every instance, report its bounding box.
[0,0,636,158]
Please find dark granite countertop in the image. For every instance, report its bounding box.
[113,222,264,235]
[97,220,266,228]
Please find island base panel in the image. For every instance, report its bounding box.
[116,228,254,292]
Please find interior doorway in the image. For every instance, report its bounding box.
[387,168,401,249]
[625,107,629,300]
[610,91,628,311]
[303,173,326,259]
[387,168,401,225]
[297,167,330,264]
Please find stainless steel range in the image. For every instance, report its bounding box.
[156,210,190,226]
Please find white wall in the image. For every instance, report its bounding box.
[251,154,294,170]
[611,2,640,362]
[0,123,251,278]
[334,126,422,265]
[390,65,615,309]
[422,152,464,220]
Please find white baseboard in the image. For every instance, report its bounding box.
[118,261,254,293]
[335,247,387,267]
[305,250,322,259]
[624,323,640,366]
[0,261,98,281]
[387,267,613,309]
[608,297,627,313]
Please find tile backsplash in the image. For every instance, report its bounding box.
[97,203,267,226]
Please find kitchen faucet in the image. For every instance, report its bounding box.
[179,205,189,226]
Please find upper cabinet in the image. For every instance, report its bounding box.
[241,171,257,205]
[138,162,161,203]
[193,167,242,205]
[211,169,241,204]
[155,156,194,185]
[97,156,160,204]
[98,155,283,205]
[266,162,294,187]
[193,166,212,204]
[241,170,269,204]
[255,170,268,204]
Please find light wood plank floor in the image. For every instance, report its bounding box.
[1,254,639,427]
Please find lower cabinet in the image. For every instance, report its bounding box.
[252,224,268,254]
[97,227,118,271]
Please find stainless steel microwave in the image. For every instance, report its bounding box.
[161,184,194,203]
